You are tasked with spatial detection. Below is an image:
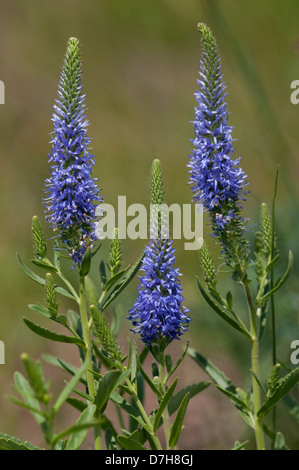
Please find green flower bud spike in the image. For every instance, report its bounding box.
[199,240,218,290]
[90,305,122,364]
[108,228,122,276]
[45,273,59,316]
[32,215,47,259]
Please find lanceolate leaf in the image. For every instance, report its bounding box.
[28,304,67,325]
[94,370,130,415]
[117,435,146,451]
[188,348,253,427]
[110,391,148,429]
[258,250,293,304]
[30,258,58,273]
[196,277,252,340]
[165,341,189,382]
[17,254,76,300]
[102,266,130,293]
[17,253,45,286]
[52,360,88,415]
[12,372,44,425]
[153,378,178,433]
[137,357,161,398]
[99,253,144,311]
[168,382,211,416]
[0,433,44,450]
[169,393,190,449]
[23,318,85,348]
[65,404,97,450]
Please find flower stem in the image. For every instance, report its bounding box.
[158,349,171,449]
[243,279,265,450]
[125,378,163,450]
[79,275,102,450]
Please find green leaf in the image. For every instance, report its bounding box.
[188,348,253,427]
[79,248,91,277]
[232,440,248,450]
[168,382,211,416]
[23,317,85,348]
[99,252,144,311]
[42,354,87,387]
[65,404,97,450]
[274,432,288,450]
[188,347,236,391]
[55,286,76,301]
[17,253,45,286]
[65,397,87,412]
[103,266,130,293]
[17,254,75,300]
[165,341,189,382]
[0,433,44,450]
[258,250,293,304]
[258,367,299,419]
[130,341,138,384]
[30,258,58,273]
[53,240,61,270]
[266,253,280,273]
[165,355,172,375]
[28,304,66,325]
[94,370,130,415]
[110,391,148,429]
[153,378,178,433]
[52,419,100,449]
[12,372,44,425]
[196,277,252,340]
[99,260,107,289]
[137,357,161,398]
[226,290,233,310]
[117,435,146,450]
[52,360,88,415]
[168,393,190,449]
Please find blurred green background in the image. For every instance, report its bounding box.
[0,0,298,450]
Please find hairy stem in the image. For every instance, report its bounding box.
[125,378,163,450]
[158,349,171,449]
[243,280,265,450]
[79,275,102,450]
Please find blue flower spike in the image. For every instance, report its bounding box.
[128,159,191,347]
[188,23,249,275]
[44,37,102,265]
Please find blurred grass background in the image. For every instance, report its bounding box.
[0,0,298,450]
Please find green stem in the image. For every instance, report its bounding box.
[243,280,265,450]
[270,168,278,446]
[79,275,102,450]
[125,378,163,450]
[57,269,80,304]
[158,349,171,449]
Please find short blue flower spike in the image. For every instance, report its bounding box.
[128,160,191,346]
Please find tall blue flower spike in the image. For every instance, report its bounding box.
[44,37,102,265]
[128,160,191,346]
[188,24,249,274]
